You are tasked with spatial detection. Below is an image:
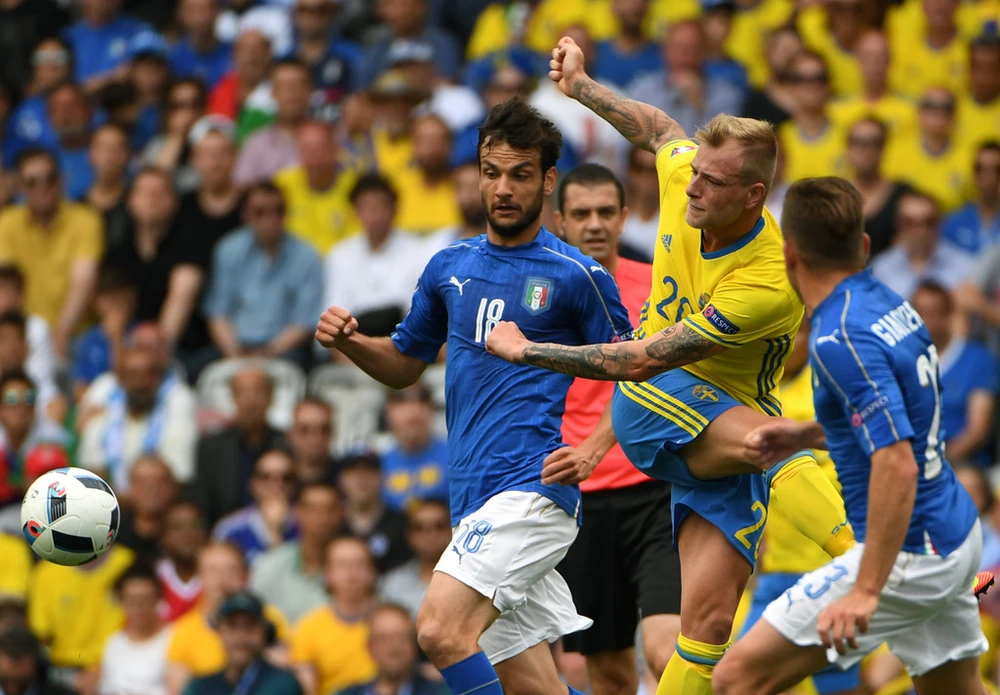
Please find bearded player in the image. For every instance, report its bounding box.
[485,37,855,695]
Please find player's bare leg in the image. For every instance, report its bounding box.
[581,614,679,695]
[685,406,856,559]
[912,657,986,695]
[657,514,751,694]
[495,641,572,695]
[712,618,832,694]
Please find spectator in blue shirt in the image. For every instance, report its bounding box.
[290,0,364,124]
[380,383,448,513]
[701,0,749,90]
[46,82,95,201]
[203,181,324,369]
[336,604,448,695]
[170,0,233,91]
[592,0,663,88]
[63,0,155,92]
[213,449,299,567]
[71,263,138,398]
[123,31,172,152]
[3,37,73,167]
[942,141,1000,255]
[913,281,999,468]
[361,0,460,87]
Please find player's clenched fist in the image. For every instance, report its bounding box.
[316,306,359,348]
[485,321,529,363]
[550,36,588,97]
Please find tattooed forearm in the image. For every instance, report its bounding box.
[644,323,721,368]
[519,323,724,381]
[571,76,686,153]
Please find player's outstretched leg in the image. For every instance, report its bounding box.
[417,573,504,695]
[911,657,985,695]
[683,406,856,558]
[657,514,752,695]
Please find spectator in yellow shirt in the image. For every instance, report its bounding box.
[0,149,104,357]
[370,71,424,177]
[274,122,360,255]
[166,542,289,695]
[0,533,32,601]
[829,30,917,142]
[884,87,972,212]
[958,34,1000,152]
[778,51,847,182]
[393,115,461,236]
[796,0,868,98]
[28,544,134,688]
[889,0,968,100]
[291,536,378,695]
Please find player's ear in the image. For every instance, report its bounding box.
[543,167,558,196]
[746,182,767,209]
[553,209,565,233]
[620,205,630,225]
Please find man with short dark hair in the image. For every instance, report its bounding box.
[381,383,448,512]
[339,452,411,574]
[287,398,338,484]
[714,177,988,694]
[941,142,1000,255]
[323,173,427,340]
[379,500,452,621]
[170,0,232,90]
[182,591,302,695]
[204,182,323,366]
[957,33,1000,153]
[317,97,632,695]
[0,148,103,357]
[0,625,76,695]
[46,82,96,200]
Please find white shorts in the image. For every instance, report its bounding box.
[434,491,593,664]
[764,520,989,677]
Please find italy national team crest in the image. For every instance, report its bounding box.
[523,278,553,315]
[692,384,720,402]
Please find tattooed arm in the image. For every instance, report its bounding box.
[549,36,686,153]
[485,321,725,381]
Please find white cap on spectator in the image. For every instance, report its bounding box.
[237,6,293,59]
[188,115,236,147]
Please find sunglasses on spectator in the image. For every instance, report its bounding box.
[33,50,70,66]
[919,99,954,113]
[169,98,203,111]
[900,215,937,228]
[295,422,332,434]
[1,389,35,407]
[848,135,884,147]
[254,469,296,483]
[788,72,828,84]
[251,205,285,219]
[411,521,450,533]
[22,172,59,189]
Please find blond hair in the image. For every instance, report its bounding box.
[695,114,777,192]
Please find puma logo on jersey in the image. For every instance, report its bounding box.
[449,277,471,295]
[816,329,841,346]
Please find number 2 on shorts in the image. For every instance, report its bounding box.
[734,501,767,556]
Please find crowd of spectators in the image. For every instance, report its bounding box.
[0,0,998,694]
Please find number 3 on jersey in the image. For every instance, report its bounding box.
[475,298,506,343]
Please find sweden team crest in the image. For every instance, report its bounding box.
[523,278,553,315]
[692,384,720,402]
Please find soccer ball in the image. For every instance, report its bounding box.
[21,468,120,566]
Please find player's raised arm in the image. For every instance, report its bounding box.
[551,36,686,153]
[486,320,723,381]
[316,306,429,389]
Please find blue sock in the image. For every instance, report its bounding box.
[440,652,504,695]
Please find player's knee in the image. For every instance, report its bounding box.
[712,654,756,695]
[415,614,472,664]
[644,638,677,678]
[685,610,734,646]
[587,653,639,695]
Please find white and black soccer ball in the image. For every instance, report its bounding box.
[21,468,120,566]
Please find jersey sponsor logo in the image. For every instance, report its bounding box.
[703,304,740,335]
[671,145,696,158]
[611,328,636,344]
[522,277,553,315]
[853,394,890,426]
[692,384,719,402]
[449,276,471,296]
[660,234,673,253]
[870,302,924,347]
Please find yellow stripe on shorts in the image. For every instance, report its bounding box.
[619,382,702,438]
[633,381,710,429]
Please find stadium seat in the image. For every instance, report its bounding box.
[195,358,307,431]
[308,364,390,456]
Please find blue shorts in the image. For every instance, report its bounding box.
[739,573,861,694]
[611,369,769,567]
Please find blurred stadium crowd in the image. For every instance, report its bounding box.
[0,0,998,693]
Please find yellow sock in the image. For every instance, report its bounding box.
[767,453,856,558]
[656,634,727,695]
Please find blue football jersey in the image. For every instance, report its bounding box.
[810,270,978,556]
[392,229,633,524]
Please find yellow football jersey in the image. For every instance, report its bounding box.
[829,95,918,142]
[638,140,802,415]
[797,6,863,98]
[291,605,376,695]
[882,134,973,212]
[758,365,843,575]
[778,120,848,183]
[957,96,1000,152]
[888,33,968,101]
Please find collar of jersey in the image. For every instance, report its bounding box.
[482,227,548,254]
[701,216,765,259]
[814,268,873,315]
